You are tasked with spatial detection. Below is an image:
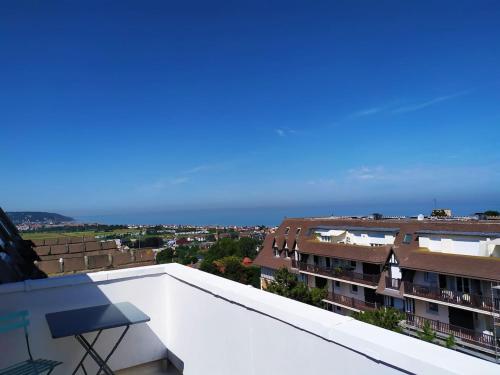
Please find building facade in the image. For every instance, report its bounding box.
[254,216,500,361]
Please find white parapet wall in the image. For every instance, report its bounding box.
[0,263,498,375]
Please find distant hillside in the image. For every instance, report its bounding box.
[7,212,74,225]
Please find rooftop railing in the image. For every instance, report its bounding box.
[403,282,498,313]
[404,313,498,351]
[293,260,380,286]
[0,264,498,374]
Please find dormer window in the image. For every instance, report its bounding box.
[296,228,301,236]
[284,227,290,235]
[403,234,412,244]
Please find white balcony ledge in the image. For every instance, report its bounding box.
[0,263,498,374]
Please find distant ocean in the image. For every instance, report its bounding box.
[73,201,490,227]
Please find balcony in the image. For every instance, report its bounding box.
[404,313,499,353]
[385,277,402,290]
[324,292,381,312]
[0,264,498,374]
[403,282,498,313]
[292,260,380,287]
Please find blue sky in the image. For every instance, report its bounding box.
[1,1,500,217]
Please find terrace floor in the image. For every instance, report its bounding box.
[116,360,181,375]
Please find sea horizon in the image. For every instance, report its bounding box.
[72,201,497,227]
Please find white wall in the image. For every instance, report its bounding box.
[414,299,450,324]
[329,279,366,300]
[419,235,500,257]
[315,229,395,246]
[0,267,168,374]
[1,264,498,375]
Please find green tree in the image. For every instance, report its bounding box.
[431,209,448,217]
[445,334,456,349]
[484,210,500,216]
[175,245,200,265]
[352,308,405,333]
[156,248,174,264]
[417,320,437,343]
[201,256,260,288]
[237,237,259,259]
[266,268,327,307]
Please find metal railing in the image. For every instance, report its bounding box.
[385,277,402,290]
[405,313,498,351]
[293,260,380,286]
[325,292,381,311]
[403,282,497,313]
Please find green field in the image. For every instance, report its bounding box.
[20,229,174,241]
[20,228,139,240]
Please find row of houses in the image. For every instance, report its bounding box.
[254,216,500,361]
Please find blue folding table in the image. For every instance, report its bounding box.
[46,302,150,375]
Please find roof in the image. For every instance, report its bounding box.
[315,226,400,233]
[394,248,500,282]
[255,217,500,282]
[415,230,500,237]
[253,235,292,270]
[297,240,391,264]
[0,207,46,283]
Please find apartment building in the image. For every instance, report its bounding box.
[254,216,500,361]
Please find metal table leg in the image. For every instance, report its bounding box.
[97,326,130,375]
[73,325,131,375]
[73,330,102,375]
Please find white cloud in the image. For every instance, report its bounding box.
[307,178,336,186]
[346,90,470,120]
[392,90,469,114]
[350,107,384,118]
[274,127,297,137]
[138,176,190,192]
[170,177,189,185]
[348,166,385,180]
[183,165,212,174]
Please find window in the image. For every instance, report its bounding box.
[351,284,358,294]
[274,249,279,257]
[325,258,331,268]
[335,281,341,288]
[296,228,301,236]
[335,305,342,312]
[403,234,412,244]
[350,261,356,268]
[315,277,327,289]
[427,302,439,314]
[284,227,290,235]
[456,277,470,293]
[424,272,438,285]
[313,255,319,265]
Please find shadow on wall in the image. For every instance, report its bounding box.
[0,272,184,374]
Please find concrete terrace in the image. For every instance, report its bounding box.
[0,263,498,374]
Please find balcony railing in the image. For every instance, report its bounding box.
[405,313,498,351]
[325,292,381,311]
[292,260,380,286]
[385,277,402,290]
[403,282,498,313]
